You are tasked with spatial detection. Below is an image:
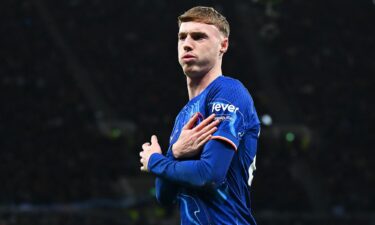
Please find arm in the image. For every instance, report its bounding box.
[148,139,234,188]
[154,149,179,206]
[140,114,220,205]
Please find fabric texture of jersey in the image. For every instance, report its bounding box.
[149,75,260,225]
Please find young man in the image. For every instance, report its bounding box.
[140,6,260,224]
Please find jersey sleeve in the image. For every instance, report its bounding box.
[154,147,179,206]
[149,140,234,188]
[207,80,258,150]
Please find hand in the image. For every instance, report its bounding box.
[140,135,162,172]
[172,113,220,159]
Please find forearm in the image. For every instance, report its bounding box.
[149,154,214,187]
[154,148,179,205]
[149,140,234,188]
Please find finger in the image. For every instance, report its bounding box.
[193,114,216,131]
[142,142,150,150]
[141,165,148,172]
[196,119,219,136]
[151,135,158,144]
[197,134,212,148]
[183,113,199,130]
[197,127,217,143]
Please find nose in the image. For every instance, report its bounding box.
[184,45,192,52]
[182,36,193,52]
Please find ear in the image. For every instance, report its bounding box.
[219,37,229,54]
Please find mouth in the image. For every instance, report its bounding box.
[181,54,196,62]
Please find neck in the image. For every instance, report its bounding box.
[187,67,222,100]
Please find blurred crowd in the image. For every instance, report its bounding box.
[274,0,374,212]
[1,0,374,224]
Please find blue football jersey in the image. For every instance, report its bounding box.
[149,75,260,225]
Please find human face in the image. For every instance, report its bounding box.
[178,22,226,78]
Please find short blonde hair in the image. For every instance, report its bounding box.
[178,6,230,37]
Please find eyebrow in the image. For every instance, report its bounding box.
[178,31,208,37]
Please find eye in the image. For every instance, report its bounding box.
[191,33,206,40]
[178,34,186,41]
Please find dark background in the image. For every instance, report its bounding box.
[1,0,374,224]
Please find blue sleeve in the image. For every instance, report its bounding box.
[208,80,259,150]
[154,149,179,206]
[149,139,234,188]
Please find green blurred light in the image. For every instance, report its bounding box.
[155,207,165,217]
[110,128,122,139]
[286,132,295,142]
[128,209,139,221]
[149,187,156,196]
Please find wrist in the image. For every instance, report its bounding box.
[171,144,181,159]
[148,152,162,171]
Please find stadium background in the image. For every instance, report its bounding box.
[1,0,374,224]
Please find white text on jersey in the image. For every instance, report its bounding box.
[211,103,239,113]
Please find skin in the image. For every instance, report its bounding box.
[171,113,219,159]
[139,114,219,171]
[140,21,228,171]
[178,21,228,100]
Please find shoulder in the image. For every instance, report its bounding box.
[212,76,246,91]
[208,76,253,104]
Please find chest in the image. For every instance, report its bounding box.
[169,99,207,146]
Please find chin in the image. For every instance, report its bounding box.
[182,66,196,76]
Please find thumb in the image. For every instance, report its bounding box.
[151,135,158,144]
